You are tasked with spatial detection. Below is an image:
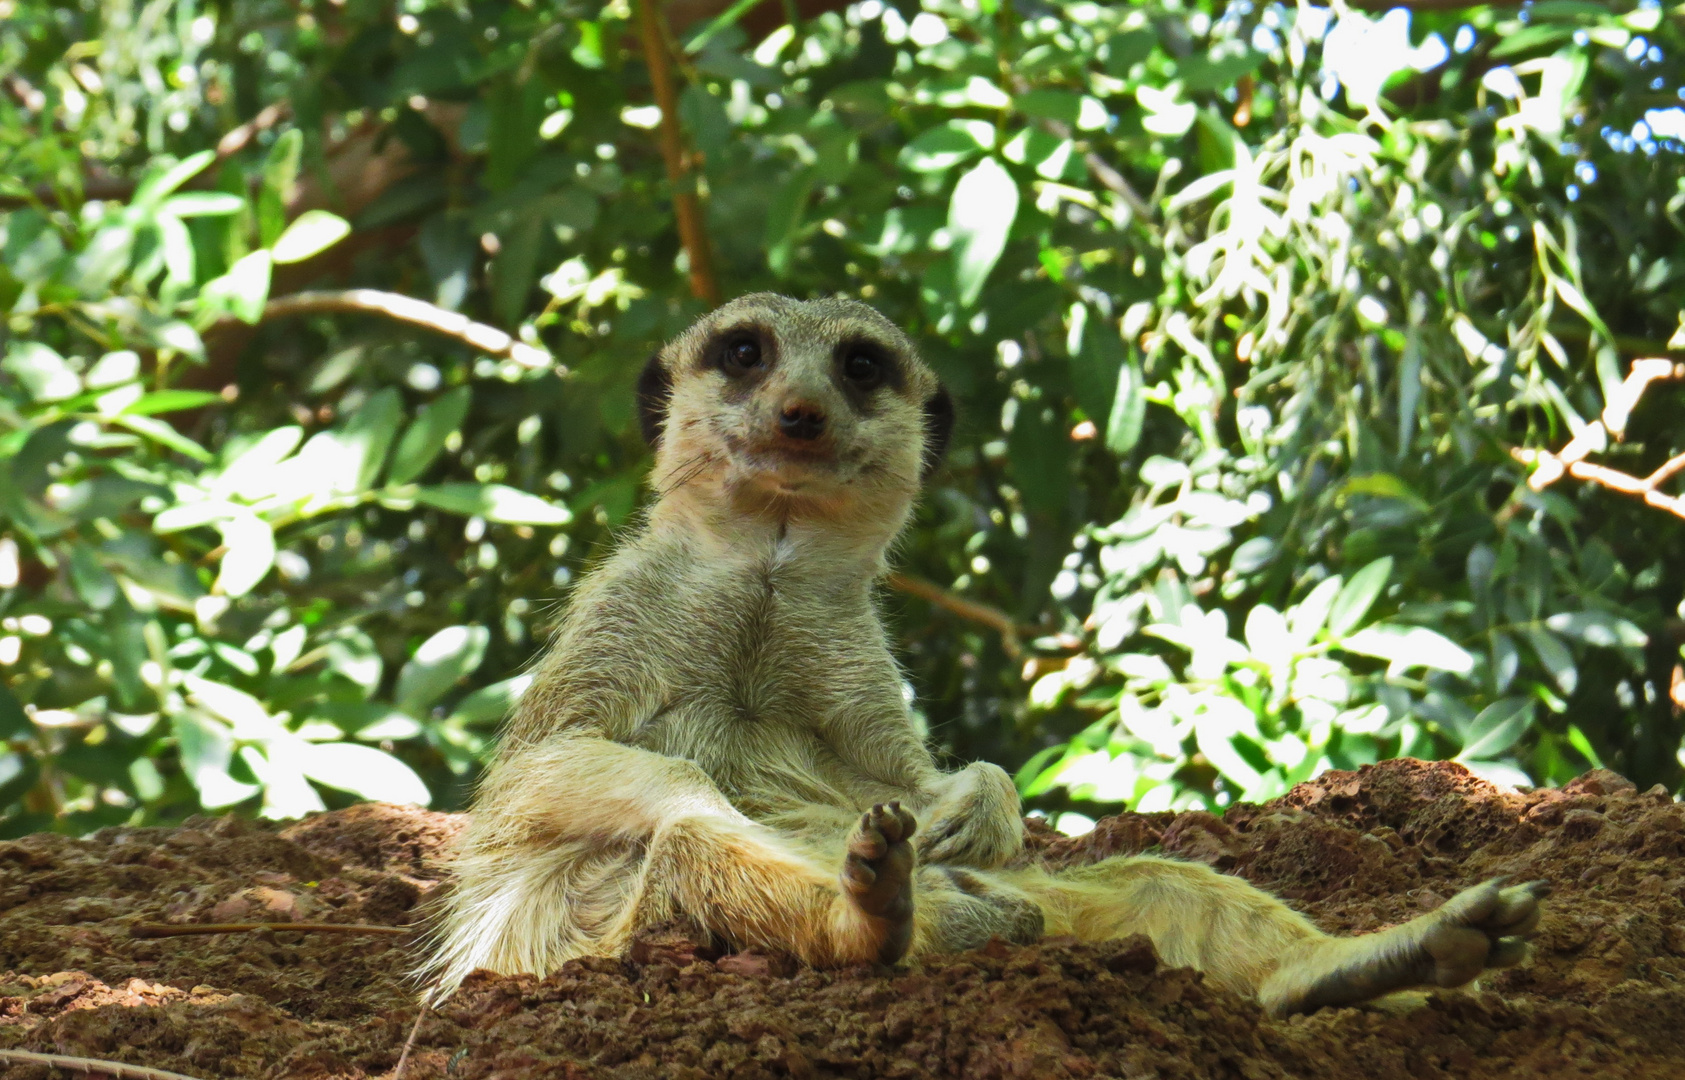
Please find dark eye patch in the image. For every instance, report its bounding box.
[832,337,903,401]
[702,325,774,379]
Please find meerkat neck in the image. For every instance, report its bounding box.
[648,483,910,581]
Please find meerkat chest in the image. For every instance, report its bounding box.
[686,556,887,721]
[623,543,916,801]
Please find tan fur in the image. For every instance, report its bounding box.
[422,294,1546,1016]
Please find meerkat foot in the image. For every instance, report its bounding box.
[840,802,918,963]
[1263,877,1549,1017]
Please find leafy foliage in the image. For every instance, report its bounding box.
[1,0,1682,836]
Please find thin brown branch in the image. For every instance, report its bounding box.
[214,101,291,159]
[1515,358,1685,521]
[887,572,1027,659]
[256,290,556,370]
[0,1051,209,1080]
[130,921,410,938]
[636,0,722,306]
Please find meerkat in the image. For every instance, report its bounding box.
[421,293,1547,1016]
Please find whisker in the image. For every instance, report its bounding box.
[657,451,717,499]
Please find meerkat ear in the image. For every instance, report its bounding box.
[920,385,955,481]
[636,352,672,447]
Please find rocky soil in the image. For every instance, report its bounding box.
[1,759,1682,1079]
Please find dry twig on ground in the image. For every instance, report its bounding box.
[129,921,409,938]
[0,1051,209,1080]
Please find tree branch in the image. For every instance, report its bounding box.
[254,290,556,370]
[1514,358,1685,520]
[887,572,1027,659]
[0,1051,208,1080]
[1349,0,1524,10]
[637,0,722,306]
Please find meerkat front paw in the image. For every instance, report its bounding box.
[840,802,918,964]
[917,762,1025,868]
[1264,876,1549,1016]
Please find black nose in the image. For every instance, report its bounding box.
[779,404,825,441]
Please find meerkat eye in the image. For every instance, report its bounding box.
[842,350,884,389]
[720,336,762,375]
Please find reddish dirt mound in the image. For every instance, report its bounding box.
[2,761,1682,1079]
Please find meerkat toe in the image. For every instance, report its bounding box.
[1488,935,1530,968]
[847,816,889,861]
[1487,880,1547,935]
[1423,923,1494,987]
[841,854,879,892]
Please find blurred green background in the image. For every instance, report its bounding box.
[2,0,1683,837]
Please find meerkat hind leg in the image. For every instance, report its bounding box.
[1259,877,1549,1017]
[839,802,918,963]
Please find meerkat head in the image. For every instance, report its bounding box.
[636,294,954,530]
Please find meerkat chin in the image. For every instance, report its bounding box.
[419,293,1547,1018]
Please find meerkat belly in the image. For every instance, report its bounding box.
[623,560,921,813]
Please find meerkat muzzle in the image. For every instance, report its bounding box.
[778,401,826,441]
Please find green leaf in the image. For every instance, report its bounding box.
[1288,576,1343,646]
[86,350,140,389]
[949,156,1019,307]
[1457,696,1534,760]
[344,388,405,493]
[764,166,816,273]
[172,710,260,809]
[3,342,81,401]
[271,210,352,264]
[1340,473,1428,510]
[411,483,573,525]
[132,150,216,208]
[260,129,303,246]
[214,513,276,598]
[185,676,285,739]
[212,426,304,498]
[1105,356,1146,455]
[1340,624,1475,675]
[242,741,327,819]
[0,682,28,740]
[68,544,119,609]
[299,742,431,806]
[163,192,245,217]
[1193,699,1264,789]
[123,390,224,416]
[198,250,273,324]
[113,414,213,462]
[900,120,994,173]
[388,387,471,485]
[1565,725,1603,768]
[1013,88,1084,123]
[1328,556,1393,638]
[1523,628,1577,695]
[1544,611,1647,649]
[448,673,534,726]
[395,625,490,714]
